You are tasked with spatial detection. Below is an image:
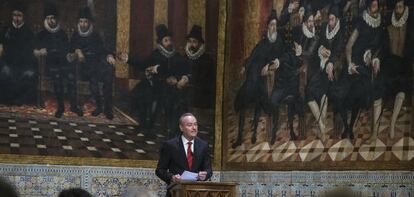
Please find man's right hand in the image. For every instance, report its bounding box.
[75,49,85,62]
[171,174,181,183]
[320,46,330,58]
[148,65,159,74]
[348,62,359,75]
[261,64,270,76]
[294,42,302,56]
[240,67,245,75]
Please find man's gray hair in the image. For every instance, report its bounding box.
[179,113,196,125]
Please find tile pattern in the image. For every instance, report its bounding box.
[227,109,413,163]
[0,116,214,160]
[0,163,412,197]
[221,171,414,197]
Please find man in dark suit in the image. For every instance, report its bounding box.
[155,113,212,196]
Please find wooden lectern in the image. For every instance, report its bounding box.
[169,181,237,197]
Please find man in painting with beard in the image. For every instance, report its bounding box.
[340,0,385,141]
[0,3,37,105]
[144,24,190,137]
[67,7,117,119]
[384,0,413,139]
[292,8,319,139]
[306,6,345,142]
[292,7,319,86]
[34,3,83,118]
[185,25,215,111]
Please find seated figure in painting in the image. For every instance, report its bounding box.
[185,25,215,111]
[67,7,117,120]
[0,3,37,106]
[138,24,190,137]
[233,10,303,147]
[384,0,414,139]
[305,6,345,142]
[34,3,83,118]
[335,0,385,141]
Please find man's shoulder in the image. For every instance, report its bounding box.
[164,137,180,146]
[195,137,208,147]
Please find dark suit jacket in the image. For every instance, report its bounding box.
[155,136,212,185]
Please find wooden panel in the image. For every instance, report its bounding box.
[168,0,188,53]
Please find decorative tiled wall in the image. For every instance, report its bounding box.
[221,171,414,197]
[0,163,413,197]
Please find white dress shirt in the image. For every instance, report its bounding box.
[181,135,194,156]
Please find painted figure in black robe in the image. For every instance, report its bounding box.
[141,24,190,137]
[292,8,319,88]
[67,7,117,119]
[306,6,345,142]
[34,4,83,118]
[292,9,319,139]
[233,10,301,147]
[339,0,385,141]
[270,27,305,144]
[384,0,414,139]
[0,3,37,105]
[185,25,215,110]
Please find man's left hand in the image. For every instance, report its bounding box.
[107,55,116,66]
[177,76,189,89]
[198,171,207,181]
[372,58,380,75]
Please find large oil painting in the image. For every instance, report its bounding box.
[222,0,414,170]
[0,0,219,168]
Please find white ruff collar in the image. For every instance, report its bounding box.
[157,44,175,58]
[78,24,94,37]
[12,21,24,29]
[44,19,60,33]
[302,23,315,38]
[185,44,205,60]
[363,10,381,28]
[326,20,340,40]
[392,6,409,28]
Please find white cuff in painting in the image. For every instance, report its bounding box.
[363,50,371,65]
[318,45,329,70]
[348,63,353,75]
[372,58,380,67]
[295,45,302,56]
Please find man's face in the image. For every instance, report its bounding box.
[78,18,90,32]
[161,36,173,51]
[180,115,198,140]
[328,14,337,28]
[369,0,379,16]
[395,1,405,16]
[305,15,315,30]
[46,15,57,28]
[12,10,24,26]
[187,37,200,52]
[268,19,277,35]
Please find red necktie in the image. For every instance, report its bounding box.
[187,142,193,170]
